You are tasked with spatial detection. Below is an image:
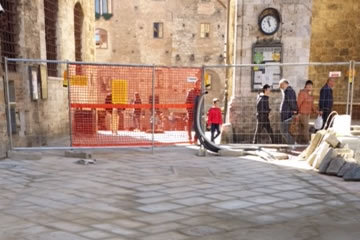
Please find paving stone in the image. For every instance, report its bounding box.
[272,191,306,200]
[136,196,173,204]
[2,148,360,240]
[137,202,183,213]
[135,191,165,198]
[290,198,323,206]
[44,221,88,232]
[180,225,222,237]
[179,216,220,225]
[226,190,263,198]
[27,231,89,240]
[80,230,113,239]
[173,197,215,206]
[248,196,282,204]
[92,223,140,237]
[212,200,256,210]
[134,212,188,224]
[337,162,358,177]
[326,200,346,207]
[205,194,235,201]
[247,214,288,225]
[271,201,300,209]
[142,223,187,234]
[112,219,146,228]
[139,231,188,240]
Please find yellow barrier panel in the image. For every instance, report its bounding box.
[112,79,128,104]
[63,73,88,87]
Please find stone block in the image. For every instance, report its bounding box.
[343,166,360,181]
[324,134,340,148]
[220,123,233,144]
[64,151,92,159]
[326,156,345,175]
[337,162,358,177]
[318,148,336,174]
[311,142,330,169]
[7,151,42,160]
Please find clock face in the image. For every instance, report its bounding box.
[260,15,279,35]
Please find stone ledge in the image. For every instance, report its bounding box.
[7,151,42,160]
[64,151,92,159]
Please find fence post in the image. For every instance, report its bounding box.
[350,60,355,120]
[201,65,206,139]
[4,57,13,150]
[66,60,73,147]
[152,65,155,154]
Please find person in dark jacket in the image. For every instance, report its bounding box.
[185,80,201,144]
[253,84,275,144]
[279,79,298,144]
[319,78,335,129]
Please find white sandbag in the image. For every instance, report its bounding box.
[311,142,330,169]
[331,115,351,136]
[324,133,340,148]
[299,130,327,160]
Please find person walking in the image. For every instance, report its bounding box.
[133,92,142,130]
[207,98,223,143]
[319,77,335,128]
[185,80,201,144]
[279,79,298,144]
[297,80,318,144]
[253,84,275,144]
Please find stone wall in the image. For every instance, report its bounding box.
[0,75,8,158]
[309,0,360,117]
[0,0,95,153]
[230,0,313,143]
[95,0,227,110]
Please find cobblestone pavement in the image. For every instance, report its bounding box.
[1,147,360,240]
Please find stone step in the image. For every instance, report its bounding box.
[351,130,360,136]
[351,125,360,131]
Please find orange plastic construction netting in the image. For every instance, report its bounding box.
[68,64,202,147]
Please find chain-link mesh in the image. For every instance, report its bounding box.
[68,64,202,147]
[205,63,351,144]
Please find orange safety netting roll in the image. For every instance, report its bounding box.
[68,64,202,147]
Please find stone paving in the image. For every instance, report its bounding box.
[1,147,360,240]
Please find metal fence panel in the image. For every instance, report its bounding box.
[204,62,351,144]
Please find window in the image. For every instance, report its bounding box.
[95,0,112,15]
[95,28,108,49]
[153,22,163,39]
[44,0,58,76]
[74,3,84,61]
[200,23,210,38]
[0,0,18,71]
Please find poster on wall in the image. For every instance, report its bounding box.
[251,43,282,91]
[39,65,48,100]
[28,66,40,101]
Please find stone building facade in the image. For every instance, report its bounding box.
[229,0,314,142]
[95,0,228,108]
[0,0,95,157]
[309,0,360,120]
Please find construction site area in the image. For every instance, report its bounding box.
[1,0,360,239]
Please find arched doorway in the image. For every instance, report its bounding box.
[74,2,84,61]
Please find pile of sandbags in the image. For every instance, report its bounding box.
[298,129,360,181]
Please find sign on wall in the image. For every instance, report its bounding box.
[251,43,282,91]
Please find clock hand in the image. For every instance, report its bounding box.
[267,19,271,27]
